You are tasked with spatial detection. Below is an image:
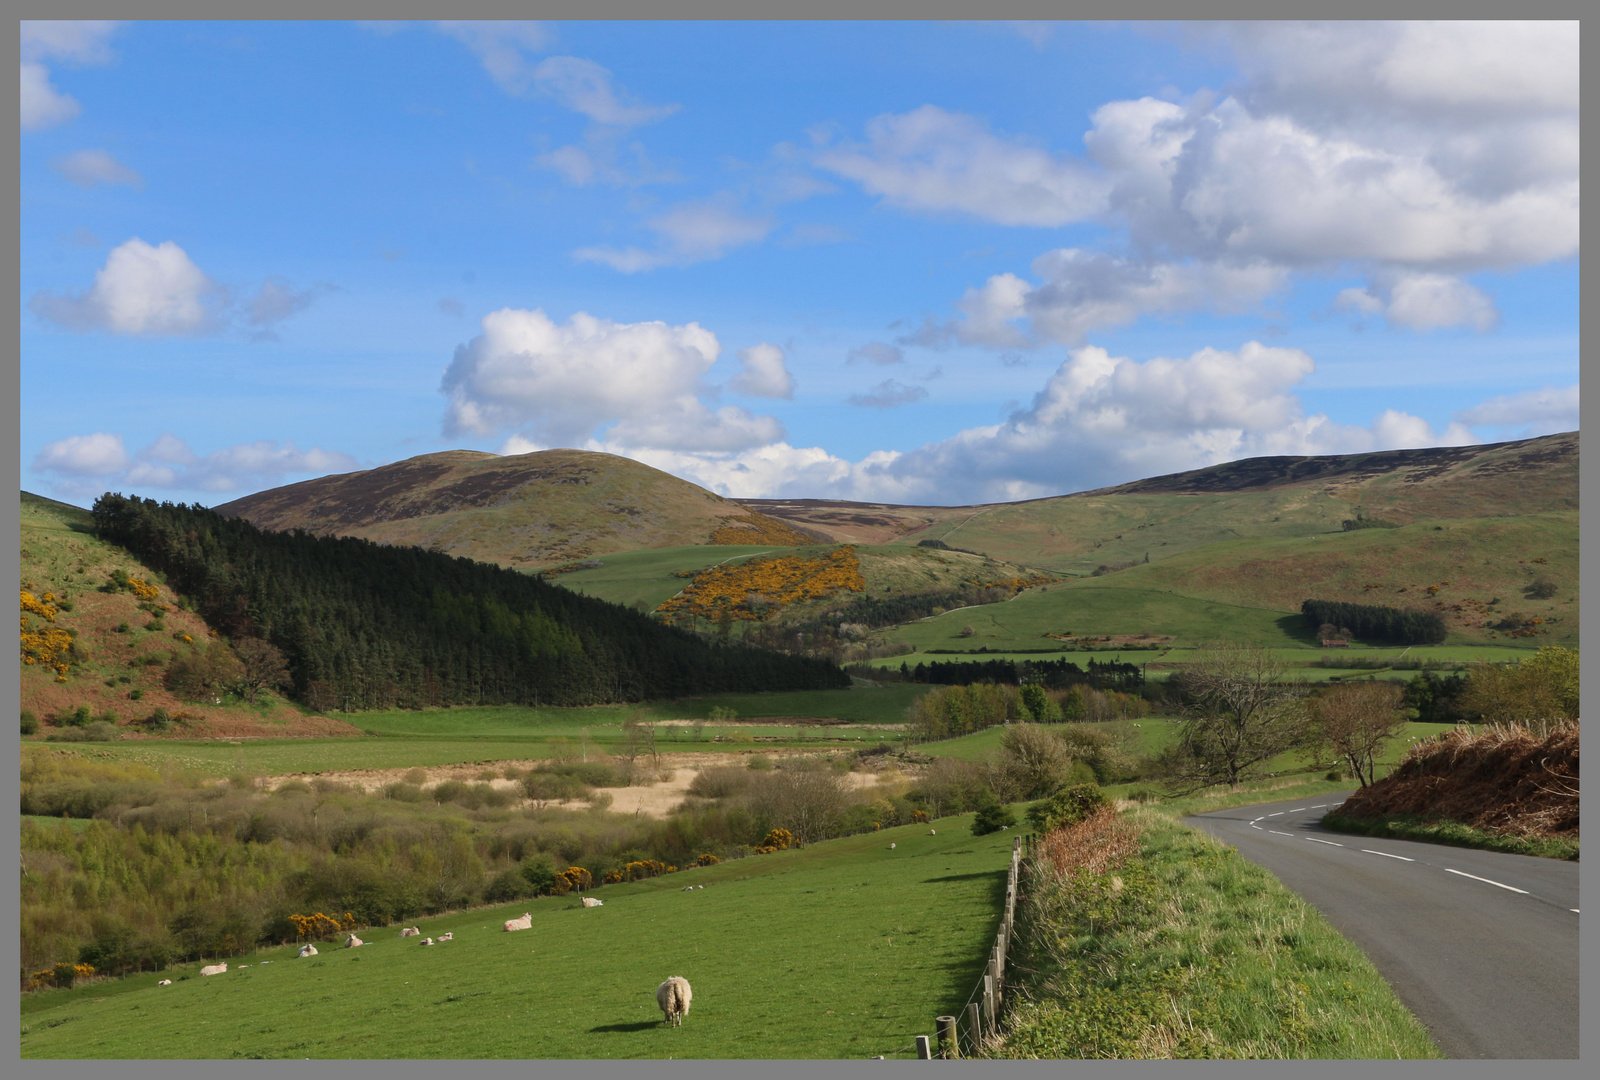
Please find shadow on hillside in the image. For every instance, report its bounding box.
[922,870,1004,886]
[66,522,95,534]
[1274,614,1318,645]
[589,1021,662,1033]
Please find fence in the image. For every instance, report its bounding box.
[914,832,1029,1060]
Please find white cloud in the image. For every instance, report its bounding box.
[51,148,142,187]
[817,105,1108,227]
[20,21,120,132]
[531,56,677,127]
[32,433,129,476]
[1333,287,1384,317]
[434,21,550,95]
[441,307,784,454]
[730,343,795,399]
[20,61,79,131]
[1381,273,1497,332]
[847,342,904,365]
[911,250,1288,348]
[1455,384,1579,434]
[575,198,774,272]
[849,380,928,409]
[29,238,226,336]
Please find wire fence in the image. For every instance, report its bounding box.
[909,832,1029,1060]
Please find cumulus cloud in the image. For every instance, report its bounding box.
[434,21,551,95]
[575,198,774,272]
[1381,273,1497,332]
[909,250,1289,348]
[32,432,129,476]
[847,342,904,365]
[20,21,120,132]
[531,56,677,127]
[28,239,323,339]
[30,239,227,336]
[31,432,357,495]
[817,105,1108,227]
[1455,384,1579,435]
[441,307,784,453]
[51,148,141,187]
[730,343,795,399]
[849,380,928,409]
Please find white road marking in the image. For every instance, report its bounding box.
[1310,804,1327,809]
[1291,808,1306,812]
[1444,869,1528,894]
[1269,830,1295,836]
[1251,825,1263,830]
[1361,849,1414,862]
[1306,838,1343,847]
[1571,909,1580,914]
[1268,812,1284,817]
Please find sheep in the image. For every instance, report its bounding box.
[297,944,318,958]
[421,937,435,945]
[504,913,533,932]
[344,933,364,948]
[697,885,703,889]
[656,976,693,1027]
[399,927,421,938]
[889,843,896,850]
[199,963,228,977]
[929,829,936,836]
[437,932,453,942]
[157,979,172,986]
[581,897,603,908]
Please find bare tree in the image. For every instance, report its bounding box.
[745,761,849,843]
[1306,681,1407,787]
[1161,642,1310,793]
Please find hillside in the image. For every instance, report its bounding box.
[212,448,818,569]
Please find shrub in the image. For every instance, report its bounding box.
[21,710,38,735]
[382,782,425,802]
[971,790,1017,836]
[1026,783,1110,833]
[746,754,774,771]
[52,962,79,989]
[687,766,752,799]
[484,868,534,903]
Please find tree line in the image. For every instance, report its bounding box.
[890,656,1145,692]
[1301,599,1447,646]
[90,494,847,711]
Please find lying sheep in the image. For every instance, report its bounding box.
[399,927,421,938]
[199,963,228,977]
[421,937,435,946]
[157,979,172,986]
[297,944,318,958]
[581,897,603,908]
[437,932,453,942]
[345,933,364,948]
[656,976,693,1027]
[504,913,533,932]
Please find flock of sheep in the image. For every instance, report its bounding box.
[172,881,718,1027]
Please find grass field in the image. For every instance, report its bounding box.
[20,815,1018,1059]
[545,544,796,610]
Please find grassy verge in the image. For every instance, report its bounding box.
[991,804,1441,1059]
[20,817,1013,1059]
[1320,813,1579,861]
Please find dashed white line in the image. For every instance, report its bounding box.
[1444,868,1528,894]
[1291,808,1306,812]
[1268,812,1284,817]
[1571,909,1580,914]
[1310,804,1327,809]
[1361,849,1414,862]
[1269,830,1294,836]
[1306,838,1344,847]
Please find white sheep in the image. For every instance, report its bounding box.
[929,829,936,836]
[504,913,532,932]
[889,843,896,849]
[421,937,435,945]
[437,932,453,942]
[157,979,172,986]
[297,944,318,958]
[656,976,693,1027]
[199,963,228,976]
[344,933,364,948]
[399,926,421,938]
[582,897,603,908]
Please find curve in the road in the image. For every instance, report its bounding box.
[1187,795,1578,1059]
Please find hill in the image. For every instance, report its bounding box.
[212,448,819,569]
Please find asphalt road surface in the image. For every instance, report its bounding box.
[1187,795,1579,1059]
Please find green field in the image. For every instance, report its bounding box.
[20,817,1017,1059]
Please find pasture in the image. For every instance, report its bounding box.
[543,544,795,610]
[20,816,1017,1059]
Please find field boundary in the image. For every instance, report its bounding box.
[920,834,1022,1059]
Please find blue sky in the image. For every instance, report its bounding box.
[20,20,1579,508]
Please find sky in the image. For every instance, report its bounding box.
[19,20,1580,510]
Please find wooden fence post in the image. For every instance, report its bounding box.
[967,1001,984,1050]
[984,974,995,1031]
[915,1034,932,1060]
[936,1015,959,1059]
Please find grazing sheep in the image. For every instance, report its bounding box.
[157,979,172,986]
[437,932,453,942]
[199,963,228,977]
[344,933,364,948]
[581,897,603,908]
[929,829,936,836]
[399,927,421,938]
[297,944,318,958]
[889,843,896,850]
[504,912,533,932]
[656,976,693,1027]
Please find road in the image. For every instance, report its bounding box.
[1187,795,1579,1059]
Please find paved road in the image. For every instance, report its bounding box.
[1187,795,1579,1059]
